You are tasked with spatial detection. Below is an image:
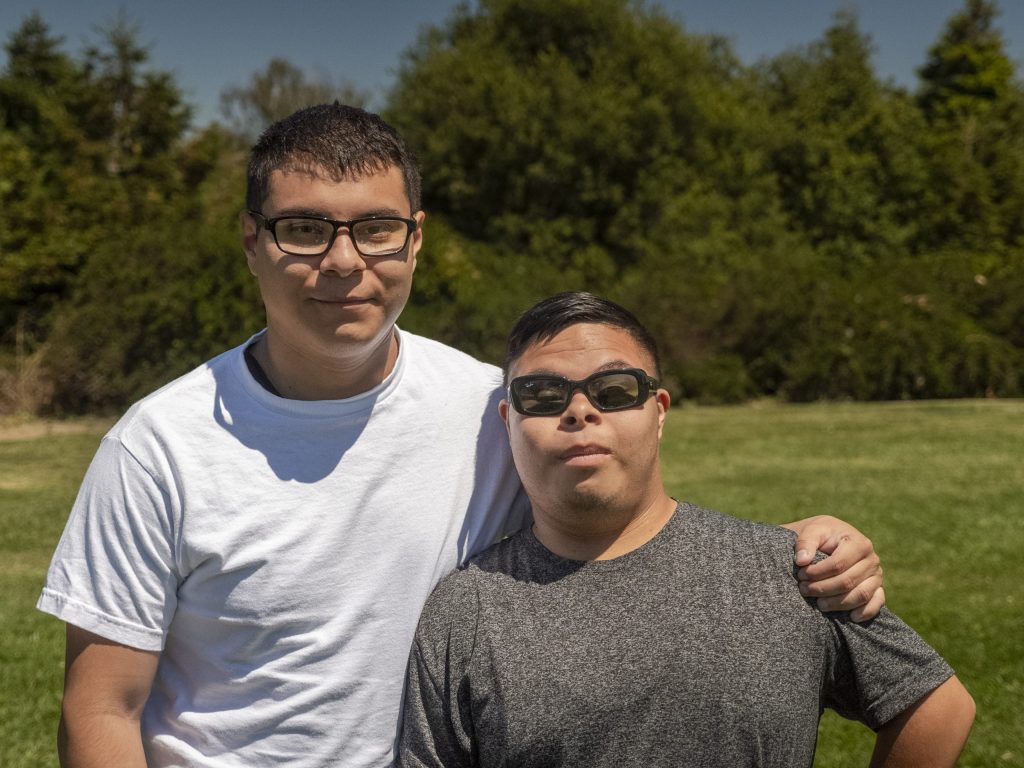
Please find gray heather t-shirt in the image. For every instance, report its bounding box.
[398,502,953,768]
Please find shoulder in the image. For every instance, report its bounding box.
[671,502,804,603]
[413,564,487,667]
[397,329,502,387]
[109,341,246,443]
[678,502,796,556]
[417,533,530,639]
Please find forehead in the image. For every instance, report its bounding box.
[263,163,409,214]
[511,323,654,379]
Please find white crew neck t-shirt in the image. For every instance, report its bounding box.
[39,328,528,767]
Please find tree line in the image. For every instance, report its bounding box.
[1,0,1022,414]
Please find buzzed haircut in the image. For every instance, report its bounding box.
[246,103,421,213]
[503,292,661,385]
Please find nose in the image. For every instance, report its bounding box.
[560,388,601,427]
[319,230,365,276]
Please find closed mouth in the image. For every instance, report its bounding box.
[560,445,611,460]
[312,296,373,305]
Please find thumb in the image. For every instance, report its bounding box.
[793,532,827,567]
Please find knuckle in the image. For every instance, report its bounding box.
[802,580,824,597]
[826,556,848,576]
[851,583,872,607]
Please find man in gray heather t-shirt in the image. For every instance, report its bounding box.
[398,292,976,768]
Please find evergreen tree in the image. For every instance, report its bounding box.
[759,11,929,269]
[918,0,1014,120]
[915,0,1022,249]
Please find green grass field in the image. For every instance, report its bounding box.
[1,401,1021,766]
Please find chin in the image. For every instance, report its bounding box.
[562,487,618,512]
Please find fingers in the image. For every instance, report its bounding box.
[790,516,860,566]
[809,574,884,613]
[787,515,885,621]
[789,516,832,566]
[798,534,879,582]
[848,587,886,623]
[798,547,882,597]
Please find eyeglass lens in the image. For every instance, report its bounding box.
[515,371,645,415]
[274,217,410,256]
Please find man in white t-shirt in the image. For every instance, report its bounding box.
[39,105,885,768]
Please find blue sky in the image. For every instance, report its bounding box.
[2,1,1021,127]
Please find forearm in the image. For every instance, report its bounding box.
[59,710,148,768]
[870,676,975,767]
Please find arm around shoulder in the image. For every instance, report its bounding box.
[781,514,885,621]
[870,675,975,768]
[59,624,160,768]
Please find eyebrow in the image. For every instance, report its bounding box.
[270,207,407,219]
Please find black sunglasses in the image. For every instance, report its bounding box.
[508,368,659,416]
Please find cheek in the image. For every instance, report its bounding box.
[381,261,416,290]
[508,421,545,470]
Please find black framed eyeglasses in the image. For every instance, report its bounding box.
[248,211,417,257]
[508,368,659,416]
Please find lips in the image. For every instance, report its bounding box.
[311,296,373,306]
[560,444,611,460]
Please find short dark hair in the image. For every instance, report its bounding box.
[246,103,421,213]
[503,292,661,385]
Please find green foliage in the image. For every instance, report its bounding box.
[390,0,803,393]
[2,2,1024,412]
[43,220,260,413]
[758,12,931,268]
[0,14,266,413]
[391,0,1024,403]
[779,268,1022,400]
[918,0,1014,121]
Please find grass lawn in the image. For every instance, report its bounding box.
[1,401,1021,766]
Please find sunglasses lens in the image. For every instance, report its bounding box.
[511,370,651,415]
[515,378,569,415]
[588,372,642,410]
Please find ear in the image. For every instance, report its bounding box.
[240,211,259,275]
[655,388,670,439]
[498,398,512,436]
[408,210,426,272]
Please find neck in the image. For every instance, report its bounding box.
[253,327,399,400]
[531,492,678,561]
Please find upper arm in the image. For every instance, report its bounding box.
[397,578,478,768]
[822,608,956,728]
[62,625,160,721]
[870,675,975,767]
[40,436,179,654]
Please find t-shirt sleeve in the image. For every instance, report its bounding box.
[397,576,479,768]
[823,607,955,730]
[36,435,179,651]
